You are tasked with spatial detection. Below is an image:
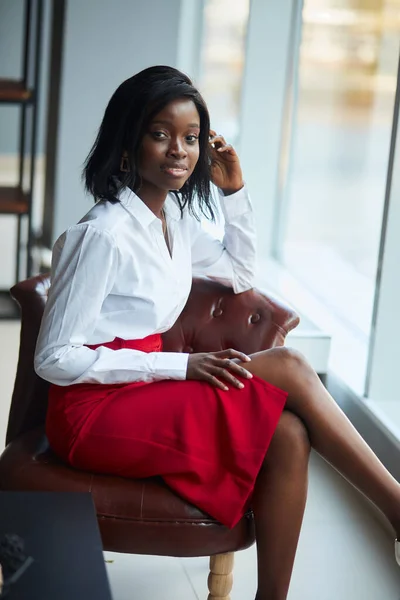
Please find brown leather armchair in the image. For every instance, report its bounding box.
[0,274,299,599]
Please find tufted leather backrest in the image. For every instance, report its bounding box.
[6,275,299,445]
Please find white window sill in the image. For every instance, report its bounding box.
[362,398,400,448]
[254,275,332,375]
[257,258,400,444]
[255,258,368,395]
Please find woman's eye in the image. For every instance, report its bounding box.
[152,131,167,139]
[186,135,199,144]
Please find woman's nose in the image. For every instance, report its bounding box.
[167,139,187,157]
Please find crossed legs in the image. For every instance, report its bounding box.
[243,347,400,600]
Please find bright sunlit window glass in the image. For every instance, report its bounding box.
[198,0,250,240]
[199,0,250,146]
[278,0,400,388]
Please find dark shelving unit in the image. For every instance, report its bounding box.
[0,0,44,319]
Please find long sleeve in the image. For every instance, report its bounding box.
[190,185,256,293]
[34,224,188,386]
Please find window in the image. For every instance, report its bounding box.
[198,0,250,238]
[199,0,250,146]
[276,0,400,392]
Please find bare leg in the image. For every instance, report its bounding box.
[238,347,400,536]
[253,411,310,600]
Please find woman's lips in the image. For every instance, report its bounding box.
[162,167,187,178]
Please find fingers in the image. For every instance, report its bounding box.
[209,131,238,161]
[210,366,245,390]
[208,351,254,391]
[214,348,252,362]
[188,349,253,391]
[203,373,230,392]
[217,144,235,154]
[209,131,228,150]
[215,358,253,379]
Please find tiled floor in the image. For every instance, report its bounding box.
[1,321,400,599]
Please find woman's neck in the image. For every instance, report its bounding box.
[134,182,168,218]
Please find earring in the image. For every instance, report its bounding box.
[120,154,130,172]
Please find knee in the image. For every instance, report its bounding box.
[274,346,306,366]
[273,346,314,380]
[269,411,311,459]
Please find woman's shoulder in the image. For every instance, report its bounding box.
[54,205,122,252]
[53,222,117,259]
[59,200,129,245]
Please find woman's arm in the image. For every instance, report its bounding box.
[188,130,257,292]
[190,184,256,293]
[34,224,188,386]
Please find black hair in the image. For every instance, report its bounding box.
[83,65,215,220]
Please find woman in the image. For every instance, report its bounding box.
[34,66,400,599]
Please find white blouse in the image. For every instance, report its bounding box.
[34,185,256,386]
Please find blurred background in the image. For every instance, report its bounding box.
[2,3,400,598]
[1,0,400,434]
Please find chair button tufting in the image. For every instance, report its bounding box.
[250,313,261,324]
[213,308,223,318]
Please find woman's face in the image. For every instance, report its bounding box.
[137,98,201,194]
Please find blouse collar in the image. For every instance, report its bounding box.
[118,186,181,228]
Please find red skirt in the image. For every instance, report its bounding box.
[46,335,287,529]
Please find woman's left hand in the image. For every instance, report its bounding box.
[209,130,244,195]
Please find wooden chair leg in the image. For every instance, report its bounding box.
[207,552,234,600]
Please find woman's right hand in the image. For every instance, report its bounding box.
[186,349,253,391]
